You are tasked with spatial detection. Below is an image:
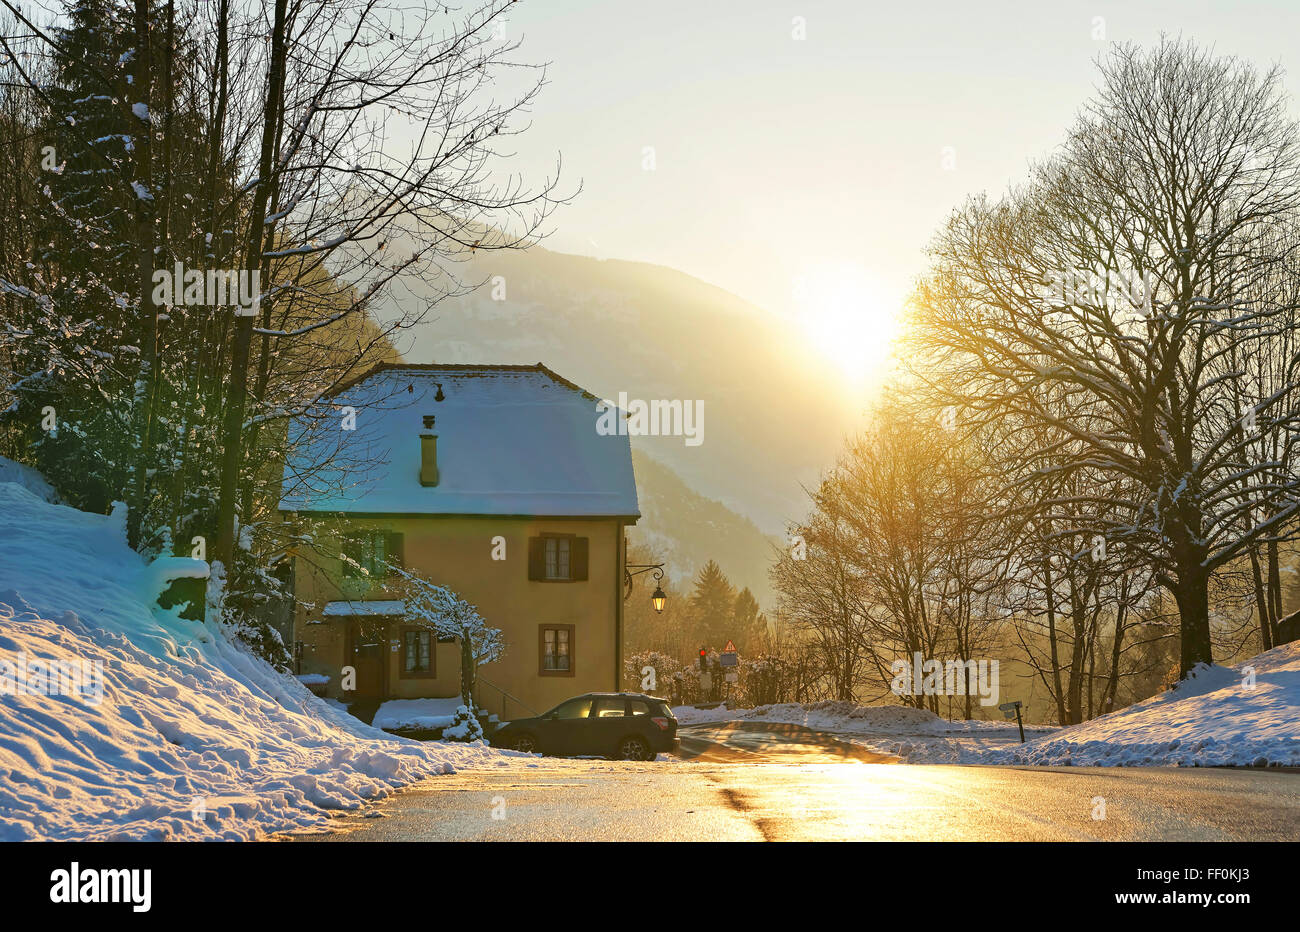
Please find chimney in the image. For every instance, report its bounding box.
[420,414,439,487]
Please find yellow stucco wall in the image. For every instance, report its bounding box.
[292,515,626,717]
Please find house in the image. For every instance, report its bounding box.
[278,362,641,720]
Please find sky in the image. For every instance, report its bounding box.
[493,0,1300,385]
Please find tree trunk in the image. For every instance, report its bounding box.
[214,0,288,573]
[1102,600,1126,714]
[1250,545,1273,651]
[1267,539,1283,646]
[127,0,157,550]
[460,637,474,709]
[1043,557,1067,726]
[1067,582,1086,726]
[1173,559,1213,676]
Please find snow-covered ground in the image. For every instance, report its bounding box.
[0,456,59,503]
[673,700,1054,759]
[677,642,1300,768]
[955,645,1300,768]
[0,464,523,841]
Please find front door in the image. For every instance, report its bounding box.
[346,619,388,700]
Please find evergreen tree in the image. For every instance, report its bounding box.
[14,0,139,511]
[690,560,736,648]
[731,587,769,653]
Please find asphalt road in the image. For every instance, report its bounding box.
[296,721,1300,842]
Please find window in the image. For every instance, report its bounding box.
[592,697,626,718]
[401,628,434,677]
[545,537,570,580]
[628,700,652,716]
[527,535,588,582]
[341,531,402,579]
[553,697,591,719]
[539,624,575,676]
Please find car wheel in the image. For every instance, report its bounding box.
[513,733,538,753]
[617,735,651,761]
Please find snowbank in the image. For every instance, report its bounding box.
[674,700,1053,755]
[675,649,1300,769]
[0,477,515,841]
[0,454,58,503]
[674,700,941,731]
[966,645,1300,768]
[372,698,463,731]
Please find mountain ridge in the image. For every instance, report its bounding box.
[628,448,781,609]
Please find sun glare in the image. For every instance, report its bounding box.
[792,264,903,386]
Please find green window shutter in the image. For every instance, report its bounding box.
[341,536,360,577]
[571,536,589,581]
[528,537,545,580]
[385,532,404,571]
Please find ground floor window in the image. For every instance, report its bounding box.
[401,627,434,677]
[539,624,574,676]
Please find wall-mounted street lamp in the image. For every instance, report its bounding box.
[650,582,667,614]
[625,562,667,613]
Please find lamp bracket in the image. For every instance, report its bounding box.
[624,562,665,600]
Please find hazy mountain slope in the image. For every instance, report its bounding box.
[372,241,862,533]
[627,449,781,609]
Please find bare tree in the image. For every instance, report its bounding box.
[912,39,1300,676]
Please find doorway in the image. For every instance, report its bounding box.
[345,618,389,701]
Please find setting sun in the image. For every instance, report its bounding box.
[793,263,904,385]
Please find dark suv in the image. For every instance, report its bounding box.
[490,692,678,760]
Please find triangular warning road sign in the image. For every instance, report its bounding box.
[723,640,737,653]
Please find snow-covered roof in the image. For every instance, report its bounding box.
[321,600,406,617]
[278,363,640,518]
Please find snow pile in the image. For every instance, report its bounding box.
[0,475,514,841]
[969,645,1300,768]
[674,699,1053,755]
[0,455,59,503]
[372,697,463,731]
[675,654,1300,768]
[675,700,938,731]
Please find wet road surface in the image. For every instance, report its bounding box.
[296,721,1300,841]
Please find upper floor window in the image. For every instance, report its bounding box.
[528,535,588,582]
[341,531,402,579]
[545,537,570,580]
